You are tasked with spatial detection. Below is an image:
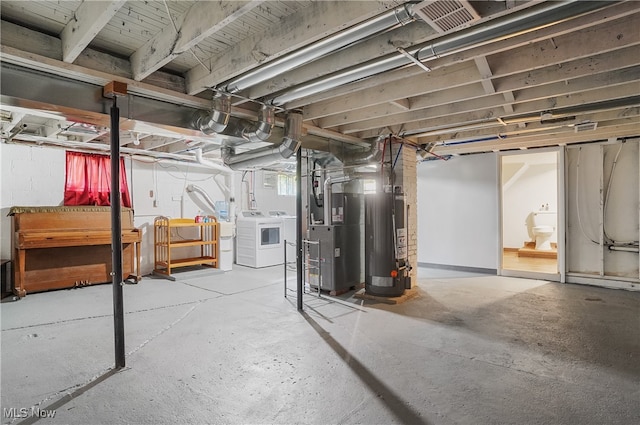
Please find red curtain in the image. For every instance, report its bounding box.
[64,151,132,207]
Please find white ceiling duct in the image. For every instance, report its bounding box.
[575,121,598,133]
[186,184,218,215]
[412,0,480,33]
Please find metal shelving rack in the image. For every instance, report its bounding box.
[154,216,219,280]
[284,239,321,298]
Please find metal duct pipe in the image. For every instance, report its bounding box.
[270,0,610,105]
[334,136,386,165]
[210,104,275,144]
[195,92,231,134]
[319,136,385,167]
[221,112,303,170]
[221,139,298,170]
[242,104,275,142]
[221,5,414,93]
[323,175,353,225]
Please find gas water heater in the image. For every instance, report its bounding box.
[365,186,411,296]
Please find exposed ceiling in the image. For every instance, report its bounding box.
[0,0,639,166]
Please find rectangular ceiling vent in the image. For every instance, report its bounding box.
[412,0,481,33]
[574,121,598,133]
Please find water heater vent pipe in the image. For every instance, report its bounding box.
[323,175,353,225]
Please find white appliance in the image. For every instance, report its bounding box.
[218,221,235,271]
[269,211,296,262]
[236,211,284,268]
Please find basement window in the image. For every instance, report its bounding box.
[277,174,297,196]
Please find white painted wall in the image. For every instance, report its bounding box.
[501,151,558,249]
[234,169,296,215]
[0,144,239,275]
[417,152,499,270]
[1,143,66,259]
[130,157,228,274]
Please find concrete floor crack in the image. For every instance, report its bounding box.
[7,367,120,425]
[126,301,201,357]
[6,302,203,424]
[1,300,208,332]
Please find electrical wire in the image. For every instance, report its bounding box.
[392,143,403,170]
[602,140,637,245]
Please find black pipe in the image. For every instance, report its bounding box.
[296,147,303,311]
[110,97,126,369]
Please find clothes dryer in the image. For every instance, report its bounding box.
[236,211,283,268]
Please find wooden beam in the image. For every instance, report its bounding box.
[131,1,264,81]
[2,20,185,93]
[433,120,640,155]
[61,0,126,63]
[495,45,640,93]
[0,44,209,110]
[487,13,640,77]
[319,84,487,129]
[338,66,640,134]
[341,93,506,135]
[389,98,411,111]
[420,108,640,146]
[286,3,639,110]
[356,81,640,139]
[474,57,495,94]
[304,61,480,120]
[305,16,640,123]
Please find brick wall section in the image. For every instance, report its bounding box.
[396,142,418,285]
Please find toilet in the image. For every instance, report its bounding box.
[527,211,557,250]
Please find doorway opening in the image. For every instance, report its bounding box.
[501,151,559,277]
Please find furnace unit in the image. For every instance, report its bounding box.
[308,192,363,293]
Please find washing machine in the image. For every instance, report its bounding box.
[236,211,284,268]
[269,211,297,262]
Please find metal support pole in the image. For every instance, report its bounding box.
[284,240,287,298]
[317,242,321,299]
[296,147,303,311]
[110,97,126,369]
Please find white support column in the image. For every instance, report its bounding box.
[558,147,566,283]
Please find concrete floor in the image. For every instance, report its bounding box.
[1,266,639,425]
